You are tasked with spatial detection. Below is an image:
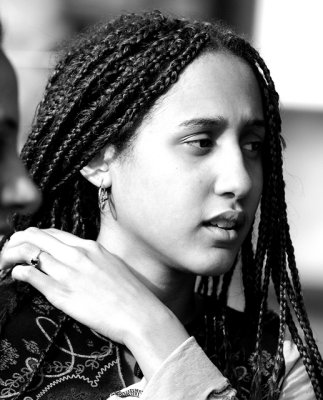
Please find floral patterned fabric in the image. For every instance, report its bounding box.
[0,283,123,400]
[189,306,281,399]
[0,281,280,400]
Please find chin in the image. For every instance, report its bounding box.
[198,261,236,277]
[181,249,238,277]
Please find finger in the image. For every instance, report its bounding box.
[1,244,71,281]
[0,242,41,270]
[11,264,64,307]
[35,250,73,281]
[8,228,68,251]
[6,228,84,266]
[43,228,92,247]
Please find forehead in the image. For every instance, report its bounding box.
[143,51,263,129]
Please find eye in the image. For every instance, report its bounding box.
[184,134,213,153]
[242,140,263,157]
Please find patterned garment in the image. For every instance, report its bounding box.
[0,283,124,400]
[0,281,279,400]
[188,307,281,400]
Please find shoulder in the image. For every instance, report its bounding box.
[280,330,316,400]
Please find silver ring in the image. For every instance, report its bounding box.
[30,249,44,270]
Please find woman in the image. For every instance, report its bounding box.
[0,11,322,400]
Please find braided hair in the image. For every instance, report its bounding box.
[5,10,323,399]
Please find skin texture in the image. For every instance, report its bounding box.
[0,49,41,234]
[97,51,264,290]
[0,51,265,381]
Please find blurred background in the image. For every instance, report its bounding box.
[0,0,322,352]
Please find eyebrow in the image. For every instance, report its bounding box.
[179,117,227,128]
[178,117,265,130]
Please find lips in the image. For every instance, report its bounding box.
[203,210,247,242]
[210,220,238,230]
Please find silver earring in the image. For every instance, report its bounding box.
[98,183,109,212]
[98,182,117,220]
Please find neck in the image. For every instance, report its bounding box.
[97,220,196,325]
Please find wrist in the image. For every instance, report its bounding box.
[124,307,190,381]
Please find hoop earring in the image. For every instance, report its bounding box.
[98,183,117,220]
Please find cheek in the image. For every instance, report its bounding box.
[112,157,200,234]
[117,171,186,219]
[253,175,263,203]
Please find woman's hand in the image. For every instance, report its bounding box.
[0,227,190,379]
[0,227,169,343]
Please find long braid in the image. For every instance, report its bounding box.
[26,21,181,176]
[271,271,323,399]
[217,265,236,375]
[259,84,286,399]
[286,311,323,399]
[44,30,207,189]
[227,40,283,396]
[223,33,322,398]
[254,43,323,387]
[256,48,322,397]
[284,273,323,382]
[250,245,272,400]
[284,226,323,376]
[241,229,258,315]
[226,37,283,399]
[268,237,287,399]
[283,261,323,369]
[16,17,211,233]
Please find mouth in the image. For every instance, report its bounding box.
[208,221,238,230]
[203,210,247,242]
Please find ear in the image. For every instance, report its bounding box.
[80,146,116,188]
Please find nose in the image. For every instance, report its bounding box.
[0,156,41,217]
[212,144,253,200]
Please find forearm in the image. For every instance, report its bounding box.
[117,330,316,400]
[140,337,236,400]
[124,306,190,381]
[110,336,237,400]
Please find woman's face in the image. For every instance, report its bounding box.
[108,51,264,276]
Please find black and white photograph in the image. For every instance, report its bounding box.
[0,1,322,399]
